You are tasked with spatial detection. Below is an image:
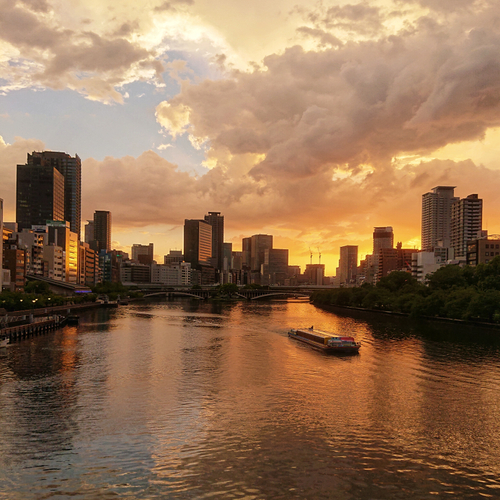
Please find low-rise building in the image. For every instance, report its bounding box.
[467,237,500,266]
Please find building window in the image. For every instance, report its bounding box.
[486,252,489,256]
[486,244,489,249]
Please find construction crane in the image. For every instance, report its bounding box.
[309,247,313,265]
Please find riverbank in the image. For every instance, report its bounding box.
[312,301,500,330]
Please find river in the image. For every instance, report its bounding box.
[1,298,500,499]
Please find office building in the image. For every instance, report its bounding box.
[132,243,154,265]
[451,194,483,258]
[44,244,65,281]
[411,251,445,282]
[204,211,224,271]
[164,250,183,266]
[262,248,289,285]
[373,227,394,255]
[85,220,94,244]
[25,151,81,238]
[372,227,393,281]
[223,243,233,272]
[242,237,251,269]
[3,248,26,291]
[250,234,273,272]
[467,236,500,266]
[339,245,358,286]
[16,162,65,231]
[421,186,458,252]
[93,210,111,253]
[47,221,79,283]
[304,264,325,285]
[184,219,212,268]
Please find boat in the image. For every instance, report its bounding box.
[288,327,360,354]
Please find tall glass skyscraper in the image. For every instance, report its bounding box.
[204,211,224,271]
[16,162,65,231]
[18,151,81,238]
[93,210,112,253]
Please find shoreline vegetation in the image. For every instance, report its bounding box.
[311,256,500,326]
[0,281,143,316]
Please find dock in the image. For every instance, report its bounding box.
[0,316,66,344]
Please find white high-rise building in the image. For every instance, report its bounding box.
[421,186,458,252]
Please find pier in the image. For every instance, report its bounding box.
[0,315,65,344]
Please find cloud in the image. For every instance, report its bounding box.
[155,2,500,183]
[0,0,204,102]
[80,150,500,253]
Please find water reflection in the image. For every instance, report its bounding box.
[1,299,500,499]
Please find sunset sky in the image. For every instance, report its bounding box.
[1,0,500,275]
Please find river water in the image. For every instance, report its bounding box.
[1,298,500,499]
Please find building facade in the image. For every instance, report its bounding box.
[184,219,212,269]
[16,163,65,231]
[450,194,483,258]
[132,243,154,264]
[466,238,500,266]
[262,248,289,285]
[204,211,224,271]
[250,234,273,273]
[339,245,358,286]
[93,210,111,253]
[421,186,458,252]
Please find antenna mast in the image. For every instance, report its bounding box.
[309,247,313,265]
[318,247,321,265]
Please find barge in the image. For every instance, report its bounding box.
[288,327,360,354]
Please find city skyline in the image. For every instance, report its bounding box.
[1,1,500,274]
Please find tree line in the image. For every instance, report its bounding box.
[311,256,500,323]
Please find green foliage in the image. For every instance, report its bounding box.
[243,283,262,289]
[24,280,50,294]
[427,265,467,291]
[311,258,500,324]
[219,283,239,296]
[92,281,128,294]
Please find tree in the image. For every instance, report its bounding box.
[24,280,50,294]
[219,283,239,297]
[427,265,467,291]
[377,271,419,293]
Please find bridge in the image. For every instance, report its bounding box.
[141,288,313,301]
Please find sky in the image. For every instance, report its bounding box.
[1,0,500,275]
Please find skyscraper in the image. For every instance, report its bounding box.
[84,220,94,244]
[451,194,483,258]
[421,186,458,252]
[26,151,81,238]
[204,211,224,271]
[250,234,273,272]
[16,162,65,231]
[184,219,212,268]
[373,227,394,255]
[339,245,358,285]
[93,210,111,253]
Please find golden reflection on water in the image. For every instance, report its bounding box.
[1,300,500,499]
